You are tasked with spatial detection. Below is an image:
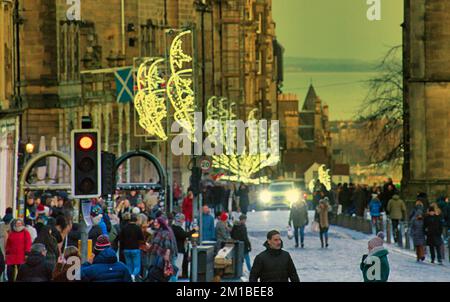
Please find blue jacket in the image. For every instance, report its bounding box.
[202,213,216,241]
[369,199,382,217]
[99,220,108,236]
[81,248,132,282]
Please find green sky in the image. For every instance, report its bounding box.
[273,0,404,61]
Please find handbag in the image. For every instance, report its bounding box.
[287,226,294,240]
[311,221,320,233]
[163,259,175,278]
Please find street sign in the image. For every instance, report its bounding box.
[200,158,212,173]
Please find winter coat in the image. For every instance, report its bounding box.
[316,202,330,228]
[360,247,390,282]
[230,223,251,253]
[149,229,178,259]
[88,225,104,248]
[2,213,13,225]
[16,252,53,282]
[67,223,81,247]
[236,187,250,206]
[443,204,450,227]
[409,204,425,222]
[118,223,144,250]
[202,213,216,241]
[369,199,382,217]
[5,229,32,265]
[182,197,194,223]
[339,187,352,209]
[34,229,59,268]
[289,202,309,228]
[249,241,299,282]
[215,221,231,247]
[52,259,81,282]
[147,254,170,282]
[410,217,426,246]
[423,214,443,246]
[353,189,367,217]
[387,195,406,220]
[172,225,195,254]
[81,248,132,282]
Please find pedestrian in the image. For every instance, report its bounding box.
[128,190,140,207]
[34,225,60,270]
[339,183,351,214]
[409,200,425,221]
[231,214,252,273]
[136,213,152,280]
[118,213,145,282]
[88,214,107,250]
[148,216,178,281]
[316,197,330,248]
[352,185,367,217]
[381,183,397,213]
[5,219,32,282]
[369,194,382,233]
[2,207,13,225]
[201,205,216,241]
[410,209,426,262]
[116,197,132,225]
[81,235,132,282]
[0,247,5,280]
[52,246,81,282]
[147,249,173,282]
[236,183,250,215]
[216,212,231,250]
[182,190,194,230]
[249,230,300,282]
[360,233,390,282]
[24,218,38,242]
[387,194,407,243]
[288,198,309,248]
[172,213,197,279]
[67,223,81,247]
[16,243,53,282]
[424,206,444,264]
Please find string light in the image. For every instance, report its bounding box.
[134,58,168,140]
[167,30,196,141]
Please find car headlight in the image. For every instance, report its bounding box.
[260,190,271,203]
[286,189,300,203]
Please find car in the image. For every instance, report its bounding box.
[257,181,302,210]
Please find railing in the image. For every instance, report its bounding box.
[332,214,450,262]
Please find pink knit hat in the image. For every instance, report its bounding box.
[368,236,384,252]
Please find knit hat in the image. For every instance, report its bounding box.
[132,207,141,215]
[174,213,185,226]
[94,235,111,252]
[37,204,46,215]
[219,212,228,222]
[368,236,384,252]
[376,231,385,240]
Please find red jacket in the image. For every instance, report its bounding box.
[182,197,193,222]
[5,229,32,265]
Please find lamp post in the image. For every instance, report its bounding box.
[25,138,34,162]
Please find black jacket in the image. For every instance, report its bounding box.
[88,225,104,248]
[172,225,195,254]
[230,223,251,253]
[118,223,144,250]
[423,214,443,246]
[249,242,299,282]
[0,248,5,276]
[67,223,81,247]
[16,252,53,282]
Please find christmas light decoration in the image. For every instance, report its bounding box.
[134,58,168,140]
[167,30,196,141]
[318,164,332,191]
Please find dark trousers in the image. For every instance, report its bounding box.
[429,245,442,262]
[320,227,329,246]
[391,219,400,242]
[181,252,189,278]
[7,265,19,282]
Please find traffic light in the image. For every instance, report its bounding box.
[71,130,101,198]
[101,151,116,196]
[190,166,202,196]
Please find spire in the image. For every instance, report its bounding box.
[302,84,317,111]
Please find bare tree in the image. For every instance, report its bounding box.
[357,45,403,164]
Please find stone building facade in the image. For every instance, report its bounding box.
[0,0,282,206]
[402,0,450,200]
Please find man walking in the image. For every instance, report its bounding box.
[249,230,300,282]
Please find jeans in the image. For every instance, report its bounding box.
[320,227,329,246]
[124,249,141,277]
[391,219,400,242]
[294,226,305,246]
[169,256,179,282]
[244,253,251,272]
[7,265,19,282]
[371,216,382,234]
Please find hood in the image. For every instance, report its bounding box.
[26,252,46,267]
[368,246,389,258]
[263,240,284,254]
[392,194,400,200]
[93,248,118,265]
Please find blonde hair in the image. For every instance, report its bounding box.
[431,202,442,216]
[64,246,80,260]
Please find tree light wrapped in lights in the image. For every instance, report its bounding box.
[167,30,196,141]
[134,58,168,140]
[318,164,332,191]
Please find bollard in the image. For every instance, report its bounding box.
[398,222,403,248]
[386,219,391,244]
[404,222,411,250]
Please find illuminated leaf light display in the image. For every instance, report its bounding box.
[308,164,332,193]
[134,58,168,140]
[205,97,279,184]
[167,30,196,141]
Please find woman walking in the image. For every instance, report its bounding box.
[316,197,330,248]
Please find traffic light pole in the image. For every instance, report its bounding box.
[79,199,88,263]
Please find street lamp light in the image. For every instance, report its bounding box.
[25,138,34,154]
